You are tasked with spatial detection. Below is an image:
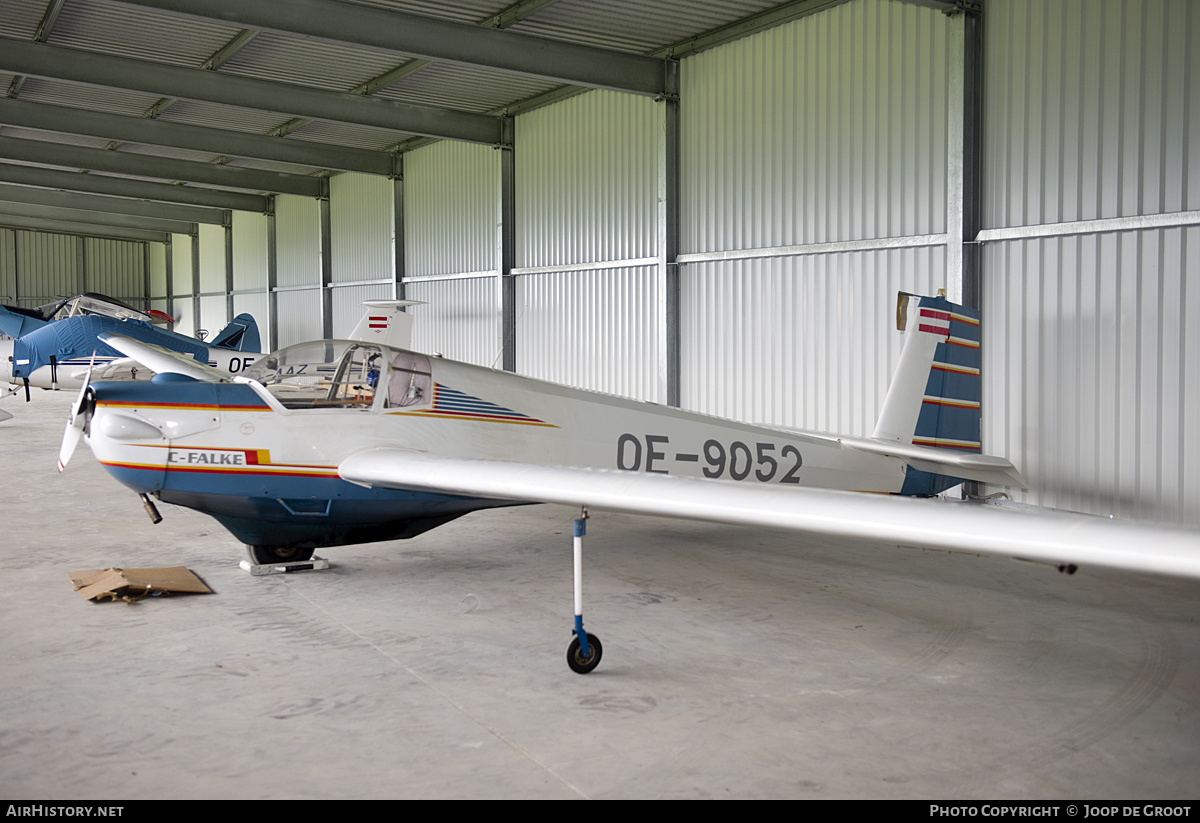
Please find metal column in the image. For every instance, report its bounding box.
[499,116,516,372]
[319,177,333,340]
[658,60,681,407]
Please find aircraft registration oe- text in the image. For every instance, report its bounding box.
[56,293,1200,674]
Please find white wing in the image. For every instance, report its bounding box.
[339,448,1200,581]
[98,333,229,383]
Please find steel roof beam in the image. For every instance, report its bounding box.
[0,200,195,235]
[109,0,668,96]
[0,136,325,196]
[0,163,268,211]
[0,183,225,224]
[0,213,169,244]
[0,39,505,146]
[0,99,393,176]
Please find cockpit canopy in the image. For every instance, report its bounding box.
[243,340,432,411]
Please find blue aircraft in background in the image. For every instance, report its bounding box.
[0,292,261,400]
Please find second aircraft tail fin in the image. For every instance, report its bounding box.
[349,301,422,349]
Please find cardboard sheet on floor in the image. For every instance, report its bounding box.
[68,566,213,602]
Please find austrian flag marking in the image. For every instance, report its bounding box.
[368,315,388,331]
[918,308,952,337]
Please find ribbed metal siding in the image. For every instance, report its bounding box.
[232,212,268,292]
[173,302,194,339]
[682,0,948,253]
[232,291,270,352]
[516,265,659,399]
[275,195,321,289]
[404,277,499,366]
[275,288,322,349]
[84,238,143,302]
[1,229,16,302]
[678,1,951,437]
[406,141,498,277]
[516,90,657,267]
[982,229,1199,527]
[16,232,77,304]
[981,0,1200,527]
[199,295,226,340]
[331,173,394,284]
[198,223,226,294]
[985,0,1198,225]
[170,233,193,298]
[149,242,167,300]
[682,249,945,432]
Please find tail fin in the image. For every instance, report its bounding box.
[349,301,422,349]
[872,292,985,494]
[209,313,261,352]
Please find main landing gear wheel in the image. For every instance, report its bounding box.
[566,633,602,674]
[247,545,315,565]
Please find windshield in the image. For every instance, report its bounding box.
[244,340,384,410]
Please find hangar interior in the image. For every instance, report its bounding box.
[1,0,1195,528]
[1,0,1198,800]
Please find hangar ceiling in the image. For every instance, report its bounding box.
[0,0,955,241]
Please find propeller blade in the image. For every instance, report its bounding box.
[58,353,96,473]
[57,423,81,473]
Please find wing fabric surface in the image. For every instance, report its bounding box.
[339,449,1200,581]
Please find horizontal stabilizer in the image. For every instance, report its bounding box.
[839,436,1028,489]
[339,450,1200,581]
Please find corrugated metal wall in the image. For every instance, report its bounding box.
[197,223,225,294]
[232,212,267,292]
[0,229,16,302]
[0,229,150,311]
[514,90,660,397]
[274,194,322,346]
[231,211,269,349]
[682,250,945,431]
[682,0,948,251]
[84,238,144,302]
[170,233,194,334]
[407,141,498,278]
[404,141,501,363]
[149,241,167,302]
[517,91,658,268]
[517,264,659,399]
[405,275,501,364]
[980,0,1200,526]
[331,172,393,284]
[680,0,951,434]
[330,173,396,337]
[14,232,78,305]
[275,287,322,346]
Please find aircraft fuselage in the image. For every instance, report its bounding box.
[82,341,908,551]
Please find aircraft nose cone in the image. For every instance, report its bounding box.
[0,339,13,384]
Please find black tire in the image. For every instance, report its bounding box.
[247,545,315,565]
[566,633,602,674]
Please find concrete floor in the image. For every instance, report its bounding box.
[1,387,1198,799]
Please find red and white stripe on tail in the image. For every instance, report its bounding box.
[348,301,422,349]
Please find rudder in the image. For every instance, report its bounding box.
[873,292,982,495]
